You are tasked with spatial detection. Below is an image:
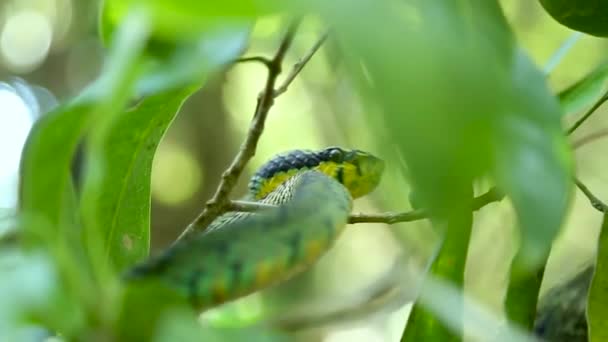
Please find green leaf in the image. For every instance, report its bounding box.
[495,51,573,272]
[539,0,608,37]
[0,250,84,340]
[135,26,250,96]
[558,62,608,116]
[101,0,268,43]
[497,51,573,329]
[587,212,608,341]
[19,101,92,243]
[80,85,199,272]
[304,0,573,336]
[154,309,288,342]
[504,259,544,330]
[313,0,514,216]
[403,197,473,341]
[305,0,518,339]
[409,272,536,342]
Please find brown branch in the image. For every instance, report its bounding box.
[348,187,503,224]
[575,178,608,212]
[567,90,608,135]
[572,128,608,149]
[235,56,272,67]
[176,20,301,241]
[273,30,330,97]
[223,187,504,225]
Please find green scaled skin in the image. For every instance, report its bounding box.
[124,147,384,310]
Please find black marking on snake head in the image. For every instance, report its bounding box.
[336,166,344,184]
[353,159,363,176]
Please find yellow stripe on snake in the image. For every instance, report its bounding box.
[125,147,384,310]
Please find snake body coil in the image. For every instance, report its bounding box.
[125,147,384,309]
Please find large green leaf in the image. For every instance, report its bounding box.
[83,8,251,273]
[402,199,473,341]
[19,101,92,243]
[134,26,250,96]
[0,250,83,340]
[301,0,572,336]
[495,51,573,272]
[101,0,267,43]
[539,0,608,37]
[19,5,149,256]
[558,62,608,116]
[80,85,199,271]
[587,213,608,341]
[304,0,516,338]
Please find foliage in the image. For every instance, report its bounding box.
[5,0,608,341]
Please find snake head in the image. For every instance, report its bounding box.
[250,147,385,200]
[316,147,385,199]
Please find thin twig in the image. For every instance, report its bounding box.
[572,128,608,149]
[223,187,504,225]
[567,91,608,135]
[176,20,302,241]
[235,56,272,67]
[575,178,608,212]
[348,187,504,224]
[273,30,330,97]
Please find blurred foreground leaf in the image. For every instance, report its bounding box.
[538,0,608,37]
[500,51,573,330]
[0,250,83,340]
[304,0,572,337]
[81,85,199,272]
[558,62,608,116]
[101,0,264,45]
[402,195,473,341]
[587,212,608,341]
[84,7,250,272]
[135,26,250,96]
[19,101,92,244]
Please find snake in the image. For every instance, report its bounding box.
[124,147,385,310]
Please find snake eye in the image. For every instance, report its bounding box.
[329,148,343,163]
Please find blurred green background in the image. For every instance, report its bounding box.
[1,0,607,341]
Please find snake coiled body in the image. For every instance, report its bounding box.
[125,147,384,309]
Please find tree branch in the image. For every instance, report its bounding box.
[567,90,608,135]
[273,30,329,97]
[223,187,504,225]
[177,20,335,241]
[572,128,608,149]
[575,178,608,213]
[349,187,503,224]
[235,56,272,67]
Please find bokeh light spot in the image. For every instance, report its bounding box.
[0,11,53,72]
[151,142,202,206]
[0,86,34,208]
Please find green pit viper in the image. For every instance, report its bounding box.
[125,147,385,310]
